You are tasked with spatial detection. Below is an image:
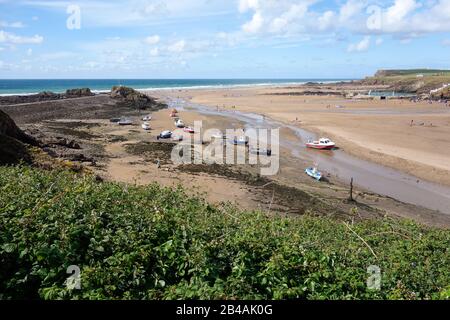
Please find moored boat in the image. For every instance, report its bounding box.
[306,138,335,150]
[175,119,185,128]
[233,136,249,145]
[142,115,152,121]
[172,134,183,141]
[305,167,322,181]
[183,126,194,133]
[249,147,272,156]
[157,130,172,139]
[118,118,133,126]
[141,122,151,130]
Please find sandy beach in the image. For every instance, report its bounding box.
[2,87,450,227]
[162,85,450,187]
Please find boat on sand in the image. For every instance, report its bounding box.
[118,118,133,126]
[306,138,335,150]
[141,122,151,130]
[157,130,172,139]
[175,119,185,128]
[233,136,249,145]
[305,167,322,181]
[249,147,272,156]
[183,126,194,133]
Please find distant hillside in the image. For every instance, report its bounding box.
[375,69,450,77]
[360,69,450,96]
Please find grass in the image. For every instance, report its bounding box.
[0,166,449,300]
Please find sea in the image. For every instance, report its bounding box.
[0,79,352,96]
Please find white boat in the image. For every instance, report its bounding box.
[157,130,172,139]
[141,122,151,130]
[249,147,272,156]
[211,133,227,140]
[175,119,185,128]
[183,126,195,133]
[306,138,335,150]
[142,115,152,121]
[172,135,184,141]
[233,136,249,145]
[305,167,322,181]
[118,118,133,126]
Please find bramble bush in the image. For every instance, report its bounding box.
[0,166,449,300]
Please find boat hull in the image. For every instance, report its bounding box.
[305,168,322,181]
[306,143,335,150]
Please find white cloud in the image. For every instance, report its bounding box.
[339,0,367,22]
[348,36,370,52]
[318,11,335,31]
[239,0,259,13]
[0,20,25,28]
[168,40,186,53]
[27,48,33,56]
[242,12,263,33]
[150,47,159,56]
[0,30,43,44]
[145,35,160,45]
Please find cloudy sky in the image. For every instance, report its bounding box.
[0,0,450,78]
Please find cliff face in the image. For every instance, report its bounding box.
[0,110,37,164]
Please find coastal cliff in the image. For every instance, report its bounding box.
[360,69,450,96]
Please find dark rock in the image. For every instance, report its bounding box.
[0,88,95,106]
[0,109,38,146]
[0,134,32,165]
[110,86,166,110]
[65,88,94,97]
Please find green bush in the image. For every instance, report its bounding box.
[0,166,449,300]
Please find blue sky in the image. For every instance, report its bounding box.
[0,0,450,79]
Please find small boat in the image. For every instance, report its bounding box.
[305,167,322,181]
[118,118,133,126]
[175,119,185,128]
[142,115,152,121]
[172,135,183,141]
[306,138,335,150]
[211,133,227,140]
[249,147,272,156]
[233,136,249,145]
[183,126,194,133]
[157,130,172,139]
[170,112,178,118]
[141,122,151,130]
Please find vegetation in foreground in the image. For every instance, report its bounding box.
[0,166,449,300]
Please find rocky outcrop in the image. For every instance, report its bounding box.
[0,110,38,164]
[0,110,37,146]
[65,88,94,98]
[110,86,166,110]
[0,88,95,106]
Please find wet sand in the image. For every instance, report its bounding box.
[157,86,450,187]
[3,91,450,227]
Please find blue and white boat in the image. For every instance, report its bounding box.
[233,136,249,145]
[305,167,322,181]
